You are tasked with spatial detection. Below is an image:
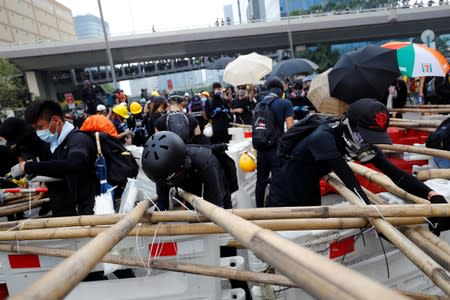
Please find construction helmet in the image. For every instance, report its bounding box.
[129,102,142,115]
[239,152,256,172]
[142,131,187,183]
[112,104,129,119]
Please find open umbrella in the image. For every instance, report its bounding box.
[206,57,234,70]
[381,41,449,77]
[223,52,272,86]
[328,45,400,104]
[271,58,318,77]
[308,68,349,115]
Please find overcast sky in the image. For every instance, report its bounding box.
[57,0,230,35]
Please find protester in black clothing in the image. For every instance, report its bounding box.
[277,99,448,234]
[205,82,232,144]
[16,100,98,217]
[287,78,312,120]
[128,102,147,146]
[187,95,208,131]
[230,89,253,125]
[145,96,167,137]
[155,93,209,145]
[142,131,230,210]
[255,77,294,208]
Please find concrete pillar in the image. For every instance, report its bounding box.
[25,71,57,100]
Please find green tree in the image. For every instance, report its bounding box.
[296,44,341,72]
[0,58,27,109]
[435,35,450,57]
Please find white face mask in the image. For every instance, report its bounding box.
[36,119,58,143]
[0,139,6,146]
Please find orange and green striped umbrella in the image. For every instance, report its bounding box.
[381,42,449,77]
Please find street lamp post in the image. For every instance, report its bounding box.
[284,0,294,58]
[97,0,118,89]
[237,0,242,24]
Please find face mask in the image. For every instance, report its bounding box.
[341,118,375,163]
[201,97,207,102]
[0,139,6,146]
[36,120,57,143]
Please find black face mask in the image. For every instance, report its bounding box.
[341,118,375,163]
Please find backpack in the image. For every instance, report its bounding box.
[252,95,282,150]
[189,99,205,118]
[166,111,191,143]
[426,117,450,151]
[92,132,139,187]
[277,114,340,159]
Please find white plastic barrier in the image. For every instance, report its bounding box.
[220,256,245,270]
[0,234,223,299]
[226,139,257,209]
[222,288,246,300]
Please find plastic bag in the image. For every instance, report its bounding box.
[119,178,156,213]
[94,187,116,215]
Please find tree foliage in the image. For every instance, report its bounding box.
[0,58,28,109]
[296,44,341,72]
[290,0,399,16]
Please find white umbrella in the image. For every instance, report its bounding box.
[223,52,272,86]
[308,68,349,115]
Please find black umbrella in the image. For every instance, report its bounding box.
[271,58,318,77]
[328,45,400,104]
[206,57,235,70]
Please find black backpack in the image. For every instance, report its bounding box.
[252,95,282,150]
[189,99,205,118]
[166,111,191,143]
[92,132,139,187]
[277,114,340,159]
[426,118,450,151]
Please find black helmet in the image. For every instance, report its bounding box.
[265,76,284,91]
[142,131,187,183]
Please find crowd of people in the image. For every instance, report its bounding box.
[0,74,449,236]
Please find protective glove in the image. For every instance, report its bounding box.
[213,107,222,114]
[10,163,25,178]
[293,106,301,112]
[222,108,229,113]
[428,194,450,236]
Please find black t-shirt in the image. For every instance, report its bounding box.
[231,97,253,125]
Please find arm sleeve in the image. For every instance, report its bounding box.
[369,147,431,199]
[326,157,370,204]
[25,152,88,178]
[156,183,170,211]
[283,100,295,118]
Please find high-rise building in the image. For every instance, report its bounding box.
[223,4,234,25]
[74,14,110,39]
[0,0,76,44]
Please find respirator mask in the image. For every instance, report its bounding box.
[341,118,375,163]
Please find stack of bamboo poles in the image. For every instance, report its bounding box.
[2,144,450,299]
[0,192,49,217]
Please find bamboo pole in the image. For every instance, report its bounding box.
[390,108,450,113]
[229,122,252,129]
[416,169,450,181]
[325,174,450,295]
[414,226,450,255]
[348,162,429,204]
[362,189,450,273]
[0,199,49,217]
[404,105,450,109]
[2,205,449,231]
[0,217,427,241]
[377,144,450,161]
[391,118,442,127]
[399,226,450,271]
[0,244,442,300]
[179,190,410,300]
[10,199,150,300]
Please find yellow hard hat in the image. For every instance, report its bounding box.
[239,152,256,172]
[112,104,129,119]
[151,90,160,96]
[200,91,210,98]
[129,102,142,114]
